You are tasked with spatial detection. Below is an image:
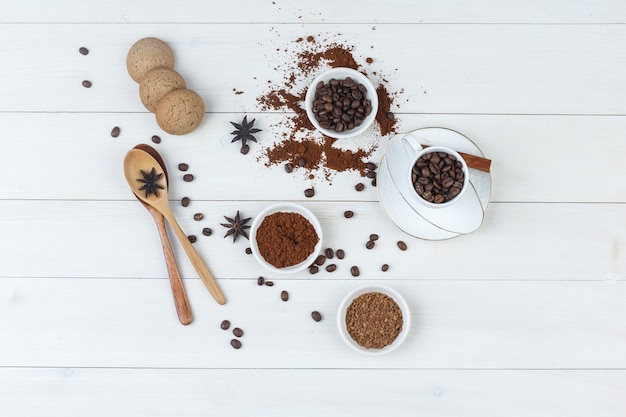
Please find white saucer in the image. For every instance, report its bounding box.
[377,127,492,240]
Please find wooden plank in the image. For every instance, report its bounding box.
[0,200,624,281]
[1,278,624,369]
[0,368,624,417]
[0,24,623,114]
[1,113,625,203]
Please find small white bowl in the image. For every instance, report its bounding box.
[250,203,323,274]
[305,67,378,139]
[337,284,411,355]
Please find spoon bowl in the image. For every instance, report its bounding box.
[124,148,226,305]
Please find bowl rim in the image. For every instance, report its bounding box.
[249,202,323,274]
[337,284,411,355]
[305,67,379,139]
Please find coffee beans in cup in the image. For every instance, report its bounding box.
[411,151,465,204]
[310,77,372,133]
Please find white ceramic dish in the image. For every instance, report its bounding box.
[304,67,378,139]
[377,127,492,240]
[249,203,323,274]
[337,284,411,355]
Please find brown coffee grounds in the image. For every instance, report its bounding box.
[256,211,319,268]
[345,292,403,349]
[376,84,395,136]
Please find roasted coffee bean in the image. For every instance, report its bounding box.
[193,213,203,221]
[355,183,365,192]
[350,266,360,277]
[178,163,189,171]
[298,157,307,167]
[79,47,89,55]
[397,241,408,251]
[233,327,244,337]
[183,174,194,182]
[311,311,322,322]
[284,163,294,173]
[110,126,120,137]
[241,144,250,155]
[151,135,161,144]
[366,240,375,250]
[265,281,274,287]
[202,227,212,236]
[82,80,92,88]
[187,235,197,243]
[281,290,289,301]
[309,265,319,274]
[412,151,465,204]
[257,276,265,286]
[336,249,345,259]
[311,77,372,133]
[365,170,377,179]
[326,264,337,272]
[381,263,390,272]
[304,188,315,198]
[181,197,190,207]
[325,248,334,259]
[386,112,395,120]
[344,210,354,218]
[220,320,231,330]
[315,255,326,266]
[371,178,377,187]
[245,247,252,254]
[366,162,377,171]
[369,234,379,241]
[230,339,242,349]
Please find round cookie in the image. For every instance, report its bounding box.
[155,89,205,135]
[126,37,175,83]
[139,67,186,112]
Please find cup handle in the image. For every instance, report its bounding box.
[401,134,425,157]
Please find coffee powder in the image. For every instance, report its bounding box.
[256,211,319,268]
[345,292,403,349]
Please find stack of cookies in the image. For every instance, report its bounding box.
[126,37,205,135]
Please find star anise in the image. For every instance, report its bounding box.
[220,210,251,243]
[136,167,164,198]
[230,115,261,154]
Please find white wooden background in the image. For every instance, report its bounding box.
[1,1,625,416]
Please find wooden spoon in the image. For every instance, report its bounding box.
[123,148,226,305]
[132,144,192,325]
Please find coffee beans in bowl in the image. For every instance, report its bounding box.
[409,146,469,208]
[337,284,410,355]
[305,68,378,139]
[250,203,323,274]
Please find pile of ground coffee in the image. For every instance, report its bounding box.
[345,292,403,349]
[256,211,319,268]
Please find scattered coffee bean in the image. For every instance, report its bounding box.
[233,327,244,337]
[355,183,365,192]
[350,266,360,277]
[79,47,89,55]
[220,320,231,330]
[257,276,265,286]
[151,135,161,144]
[178,163,189,171]
[309,265,319,274]
[397,241,408,251]
[245,247,252,254]
[344,210,354,218]
[188,235,197,243]
[181,197,190,207]
[202,227,212,236]
[230,339,242,349]
[298,157,307,167]
[82,80,92,88]
[265,281,274,287]
[371,178,377,187]
[369,234,379,241]
[311,77,373,133]
[311,311,322,322]
[284,163,294,173]
[366,162,377,171]
[110,126,120,137]
[241,144,250,155]
[382,263,389,272]
[365,170,376,179]
[193,213,204,221]
[315,255,326,266]
[326,264,337,272]
[325,248,334,259]
[336,249,345,259]
[411,150,465,203]
[304,188,315,198]
[281,290,289,301]
[366,240,375,250]
[183,174,194,182]
[386,112,395,121]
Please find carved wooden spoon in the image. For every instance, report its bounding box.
[123,148,226,305]
[132,144,192,325]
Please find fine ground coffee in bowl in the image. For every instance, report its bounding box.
[250,203,323,274]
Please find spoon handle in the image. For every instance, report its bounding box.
[150,209,193,325]
[161,207,226,305]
